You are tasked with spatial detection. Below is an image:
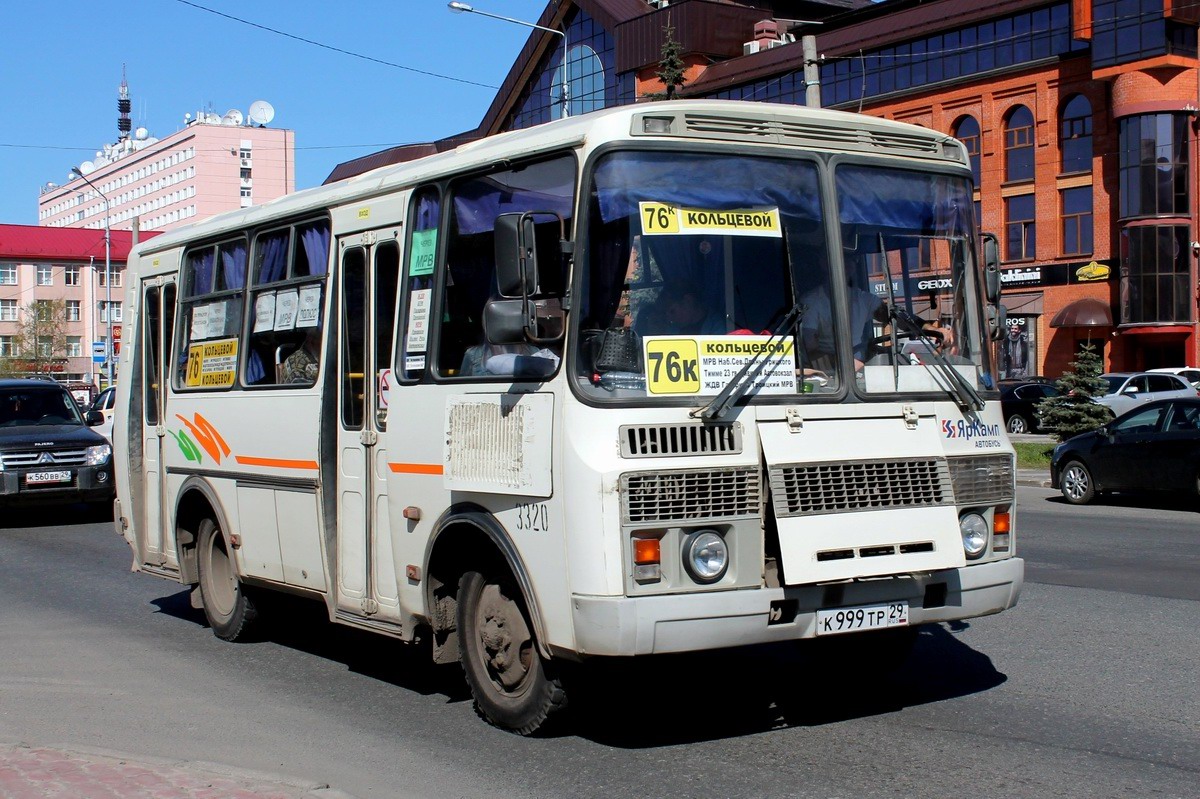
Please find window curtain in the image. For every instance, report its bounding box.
[255,231,289,284]
[299,222,331,276]
[218,240,247,291]
[188,248,215,296]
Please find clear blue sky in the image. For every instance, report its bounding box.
[0,0,548,225]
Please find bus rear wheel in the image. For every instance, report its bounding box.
[197,517,258,641]
[457,570,565,735]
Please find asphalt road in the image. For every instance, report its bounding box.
[1,490,1197,799]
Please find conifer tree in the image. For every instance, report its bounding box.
[1036,342,1113,441]
[643,22,686,100]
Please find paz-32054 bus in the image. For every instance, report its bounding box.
[114,100,1022,734]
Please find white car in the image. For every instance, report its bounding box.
[88,386,116,442]
[1096,372,1197,417]
[1147,366,1200,389]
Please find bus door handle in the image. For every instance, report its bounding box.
[360,430,378,447]
[155,424,166,439]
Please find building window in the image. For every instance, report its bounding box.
[1060,95,1092,174]
[1119,114,1189,219]
[1005,194,1036,260]
[97,270,123,288]
[67,336,83,357]
[0,301,15,322]
[66,300,81,321]
[36,336,52,358]
[64,265,80,285]
[952,116,982,188]
[1004,105,1035,183]
[1121,225,1191,324]
[1092,0,1198,69]
[240,168,252,180]
[36,265,53,286]
[0,336,12,356]
[1061,186,1093,255]
[0,264,15,285]
[100,302,122,323]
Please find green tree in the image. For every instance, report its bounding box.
[1036,342,1113,441]
[6,299,70,377]
[642,22,686,100]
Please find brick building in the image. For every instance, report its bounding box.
[330,0,1200,377]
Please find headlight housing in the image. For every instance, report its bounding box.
[960,512,989,559]
[682,530,729,583]
[85,443,112,466]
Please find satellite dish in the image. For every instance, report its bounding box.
[204,112,221,124]
[223,109,244,126]
[79,161,95,175]
[248,100,275,126]
[135,127,149,140]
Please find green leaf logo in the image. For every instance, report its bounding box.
[169,430,203,464]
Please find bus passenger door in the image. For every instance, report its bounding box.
[334,233,401,622]
[140,280,177,567]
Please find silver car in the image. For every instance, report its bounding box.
[1096,372,1197,417]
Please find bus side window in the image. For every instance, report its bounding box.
[175,238,247,391]
[399,187,440,381]
[437,155,575,379]
[244,220,331,387]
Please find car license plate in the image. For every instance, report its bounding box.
[26,470,71,485]
[816,602,908,636]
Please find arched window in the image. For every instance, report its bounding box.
[1004,105,1035,182]
[1060,95,1092,173]
[953,115,981,187]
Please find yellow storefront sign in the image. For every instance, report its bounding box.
[639,202,782,237]
[185,337,239,388]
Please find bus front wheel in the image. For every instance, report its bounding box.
[197,517,259,641]
[457,570,565,735]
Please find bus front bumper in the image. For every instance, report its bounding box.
[570,557,1023,657]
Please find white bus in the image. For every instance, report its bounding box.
[114,100,1022,734]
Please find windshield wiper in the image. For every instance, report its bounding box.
[693,302,805,422]
[887,305,984,412]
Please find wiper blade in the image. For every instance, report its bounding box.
[888,306,984,412]
[693,302,805,422]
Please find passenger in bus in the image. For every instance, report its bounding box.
[638,284,725,336]
[459,341,559,378]
[281,327,321,384]
[799,269,883,371]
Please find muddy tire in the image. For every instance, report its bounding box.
[1059,460,1095,505]
[197,517,258,641]
[457,570,565,735]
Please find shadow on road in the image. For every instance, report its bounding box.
[152,586,1006,745]
[0,501,113,529]
[1042,491,1199,513]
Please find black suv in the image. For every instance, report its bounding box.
[0,379,114,509]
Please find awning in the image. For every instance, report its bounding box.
[1049,298,1113,328]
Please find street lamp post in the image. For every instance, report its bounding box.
[447,2,569,117]
[70,167,113,389]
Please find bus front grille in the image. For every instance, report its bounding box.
[770,458,953,517]
[620,467,759,524]
[619,422,742,458]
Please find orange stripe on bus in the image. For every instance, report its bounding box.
[388,462,444,475]
[234,456,319,470]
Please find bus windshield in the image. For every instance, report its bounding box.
[576,150,990,402]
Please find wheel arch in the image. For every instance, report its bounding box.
[423,503,550,665]
[174,476,237,585]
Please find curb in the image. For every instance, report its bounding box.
[1,741,360,799]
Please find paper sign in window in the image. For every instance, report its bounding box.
[273,289,299,331]
[205,301,227,339]
[405,288,431,352]
[296,285,322,329]
[409,230,437,277]
[190,304,210,341]
[253,292,276,333]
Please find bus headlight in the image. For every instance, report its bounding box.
[683,530,728,583]
[85,443,112,466]
[960,513,988,559]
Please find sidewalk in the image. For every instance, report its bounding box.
[0,743,358,799]
[1017,466,1052,488]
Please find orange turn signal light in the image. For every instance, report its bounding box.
[633,538,661,565]
[993,511,1010,534]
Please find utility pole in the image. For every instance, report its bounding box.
[802,35,821,108]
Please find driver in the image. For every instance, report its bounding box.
[799,257,883,371]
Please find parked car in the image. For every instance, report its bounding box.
[0,379,114,510]
[88,385,116,442]
[999,379,1060,433]
[1051,397,1200,504]
[1147,366,1200,389]
[1095,372,1197,418]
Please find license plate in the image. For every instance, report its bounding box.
[816,602,909,636]
[25,470,71,485]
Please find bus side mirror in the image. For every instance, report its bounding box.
[982,232,1001,305]
[483,299,527,345]
[495,213,540,298]
[988,303,1007,341]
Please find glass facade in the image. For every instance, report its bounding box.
[1092,0,1197,68]
[820,3,1086,106]
[1119,114,1189,219]
[1060,95,1093,173]
[1005,106,1036,183]
[1121,225,1191,323]
[507,8,625,130]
